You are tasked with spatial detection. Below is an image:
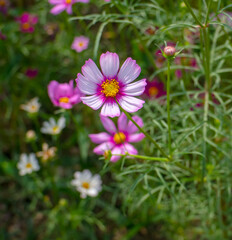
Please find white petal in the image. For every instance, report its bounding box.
[100,52,119,78]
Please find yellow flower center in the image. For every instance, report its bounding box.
[26,163,32,169]
[101,79,119,97]
[52,126,59,133]
[82,182,90,189]
[22,23,30,30]
[148,86,158,97]
[79,42,84,47]
[65,0,71,4]
[113,132,126,144]
[59,97,69,103]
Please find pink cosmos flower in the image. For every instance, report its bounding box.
[17,13,38,33]
[48,80,82,109]
[76,51,147,118]
[25,68,38,78]
[143,78,166,100]
[49,0,89,15]
[89,113,145,162]
[71,36,89,52]
[193,92,219,109]
[0,31,6,40]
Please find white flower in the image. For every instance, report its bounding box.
[41,117,66,135]
[17,153,40,176]
[71,170,102,198]
[26,130,36,141]
[36,143,57,162]
[21,97,41,113]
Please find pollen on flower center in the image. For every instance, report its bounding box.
[101,79,119,97]
[22,23,30,30]
[26,163,32,169]
[52,126,59,133]
[65,0,72,4]
[113,132,126,144]
[82,182,90,189]
[79,42,84,47]
[59,97,69,103]
[149,86,158,96]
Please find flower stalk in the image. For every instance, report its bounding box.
[167,59,172,155]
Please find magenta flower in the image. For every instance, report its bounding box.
[76,51,146,118]
[17,13,38,33]
[25,68,38,78]
[71,36,89,52]
[49,0,89,15]
[0,31,6,40]
[143,78,166,100]
[0,0,9,14]
[89,113,145,162]
[193,92,219,109]
[174,56,198,79]
[48,80,82,109]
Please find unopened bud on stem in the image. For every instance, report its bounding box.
[164,46,176,57]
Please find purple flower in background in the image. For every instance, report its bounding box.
[71,36,89,52]
[143,78,166,99]
[89,113,145,162]
[0,31,6,40]
[48,80,82,109]
[174,56,198,79]
[212,12,232,28]
[0,0,9,14]
[76,51,146,118]
[193,92,219,109]
[17,13,38,33]
[25,68,38,78]
[48,0,89,15]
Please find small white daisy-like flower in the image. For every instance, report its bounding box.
[36,143,57,163]
[71,170,102,199]
[17,153,40,176]
[20,97,41,113]
[26,130,36,141]
[41,117,66,135]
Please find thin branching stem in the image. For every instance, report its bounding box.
[167,60,172,155]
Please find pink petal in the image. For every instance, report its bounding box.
[100,100,120,118]
[110,146,123,162]
[127,116,144,134]
[93,142,114,155]
[122,79,147,96]
[69,94,81,104]
[82,59,104,84]
[89,132,111,144]
[81,94,104,110]
[66,5,72,14]
[117,113,127,132]
[50,4,66,15]
[123,143,138,155]
[117,57,141,84]
[48,80,59,105]
[49,0,62,4]
[118,96,145,113]
[128,133,145,142]
[59,102,73,109]
[100,52,119,79]
[100,115,117,134]
[76,73,97,95]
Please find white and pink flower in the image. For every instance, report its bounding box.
[89,113,145,162]
[48,0,89,15]
[76,51,147,118]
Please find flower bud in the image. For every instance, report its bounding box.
[26,130,36,142]
[164,46,176,57]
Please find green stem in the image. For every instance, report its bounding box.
[167,60,172,155]
[113,153,169,162]
[116,100,170,159]
[183,0,204,27]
